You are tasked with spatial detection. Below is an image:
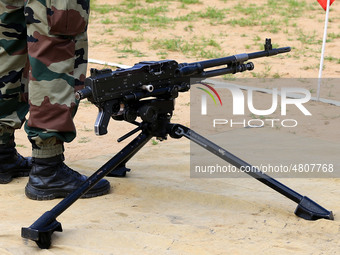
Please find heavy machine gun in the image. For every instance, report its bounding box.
[77,38,287,136]
[21,39,334,249]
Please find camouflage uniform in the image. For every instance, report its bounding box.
[0,0,89,158]
[0,0,110,198]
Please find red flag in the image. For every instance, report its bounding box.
[317,0,335,11]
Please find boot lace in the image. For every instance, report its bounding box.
[61,163,83,179]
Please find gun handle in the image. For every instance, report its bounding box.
[94,108,111,135]
[94,101,117,135]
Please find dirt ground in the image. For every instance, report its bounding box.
[1,0,340,254]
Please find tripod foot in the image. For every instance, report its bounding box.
[295,196,334,220]
[21,211,62,249]
[106,164,130,177]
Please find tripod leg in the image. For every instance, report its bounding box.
[107,133,146,177]
[107,125,145,177]
[170,124,333,221]
[22,131,152,249]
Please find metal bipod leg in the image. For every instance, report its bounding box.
[170,124,334,221]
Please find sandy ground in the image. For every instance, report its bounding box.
[1,0,340,254]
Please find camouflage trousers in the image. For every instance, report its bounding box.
[0,0,89,157]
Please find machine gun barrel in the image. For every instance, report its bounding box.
[177,40,291,77]
[186,46,290,70]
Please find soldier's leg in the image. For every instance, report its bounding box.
[23,0,110,200]
[0,0,32,184]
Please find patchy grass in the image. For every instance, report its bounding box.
[89,0,340,78]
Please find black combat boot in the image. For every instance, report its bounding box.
[25,154,110,200]
[0,140,32,184]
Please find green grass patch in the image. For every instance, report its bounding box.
[117,47,146,57]
[179,0,201,4]
[150,36,223,59]
[118,15,173,31]
[101,18,114,24]
[133,6,168,16]
[296,29,319,45]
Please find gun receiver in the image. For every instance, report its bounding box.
[76,39,290,135]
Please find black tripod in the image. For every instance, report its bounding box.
[21,98,334,249]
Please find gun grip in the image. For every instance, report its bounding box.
[94,107,111,135]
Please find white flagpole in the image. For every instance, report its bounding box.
[316,0,331,101]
